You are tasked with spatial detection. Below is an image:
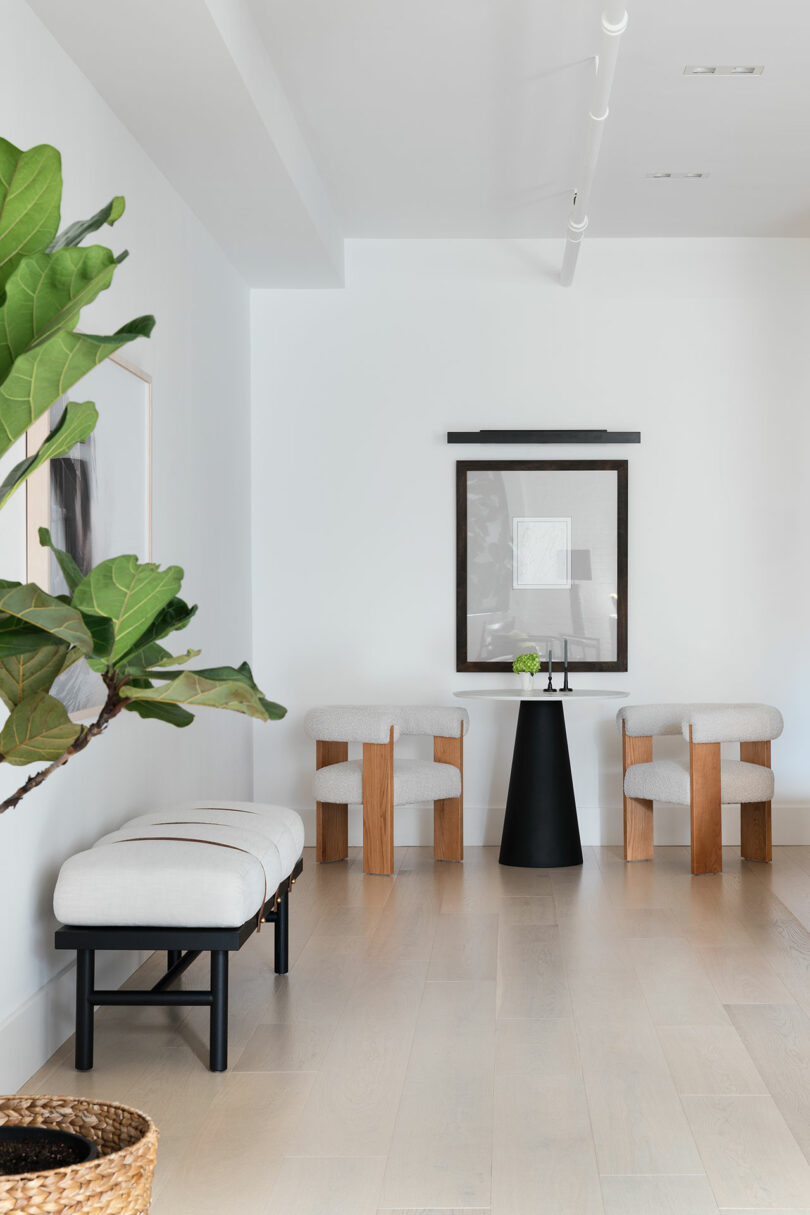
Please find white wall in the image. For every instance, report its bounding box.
[251,237,810,850]
[0,0,255,1089]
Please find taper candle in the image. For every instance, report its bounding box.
[564,639,568,669]
[548,648,552,672]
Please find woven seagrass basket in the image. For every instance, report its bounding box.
[0,1095,158,1215]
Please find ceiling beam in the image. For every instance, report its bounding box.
[25,0,344,286]
[203,0,343,284]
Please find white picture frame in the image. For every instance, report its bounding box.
[512,516,572,590]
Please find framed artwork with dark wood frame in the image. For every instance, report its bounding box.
[456,460,628,673]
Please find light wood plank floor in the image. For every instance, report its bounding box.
[22,845,810,1213]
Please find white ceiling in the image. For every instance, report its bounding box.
[26,0,810,285]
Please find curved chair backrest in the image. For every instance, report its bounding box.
[378,705,469,738]
[616,702,773,739]
[683,704,784,744]
[304,704,469,744]
[617,703,693,738]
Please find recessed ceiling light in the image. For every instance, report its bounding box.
[684,64,764,75]
[645,171,708,180]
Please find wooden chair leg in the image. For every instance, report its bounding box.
[362,727,394,875]
[740,740,772,862]
[624,796,654,861]
[434,725,464,862]
[689,729,722,875]
[622,725,653,861]
[316,802,348,863]
[316,740,348,863]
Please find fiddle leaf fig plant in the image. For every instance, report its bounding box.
[0,136,285,815]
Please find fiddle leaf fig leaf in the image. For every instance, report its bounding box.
[148,647,200,669]
[117,597,197,666]
[124,699,195,728]
[0,616,55,658]
[0,403,97,509]
[170,660,287,720]
[83,615,116,671]
[121,670,278,721]
[38,525,84,594]
[0,691,81,765]
[0,582,92,652]
[0,139,62,290]
[116,641,170,672]
[0,643,68,710]
[0,315,155,459]
[47,195,125,252]
[73,555,183,662]
[118,644,201,676]
[259,696,288,722]
[0,246,128,382]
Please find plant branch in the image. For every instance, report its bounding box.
[0,676,129,815]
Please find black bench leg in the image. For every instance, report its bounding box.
[76,949,95,1071]
[167,949,181,970]
[275,892,289,975]
[210,950,228,1072]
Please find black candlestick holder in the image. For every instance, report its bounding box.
[562,667,571,692]
[544,660,557,693]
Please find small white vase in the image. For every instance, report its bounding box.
[519,672,533,692]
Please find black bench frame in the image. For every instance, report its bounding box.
[54,856,303,1073]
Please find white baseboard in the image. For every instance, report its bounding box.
[297,802,810,849]
[0,950,148,1094]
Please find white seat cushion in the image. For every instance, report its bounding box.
[53,802,304,929]
[314,758,461,805]
[625,759,774,806]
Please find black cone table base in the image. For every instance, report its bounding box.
[453,688,629,870]
[499,700,582,868]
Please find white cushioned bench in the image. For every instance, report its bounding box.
[53,801,305,1072]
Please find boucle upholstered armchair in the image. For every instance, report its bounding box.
[617,703,783,875]
[304,705,470,876]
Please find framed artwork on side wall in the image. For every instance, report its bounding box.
[456,460,628,672]
[26,353,153,716]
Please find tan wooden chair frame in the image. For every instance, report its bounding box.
[622,722,772,875]
[315,723,464,876]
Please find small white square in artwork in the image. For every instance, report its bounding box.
[512,517,572,589]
